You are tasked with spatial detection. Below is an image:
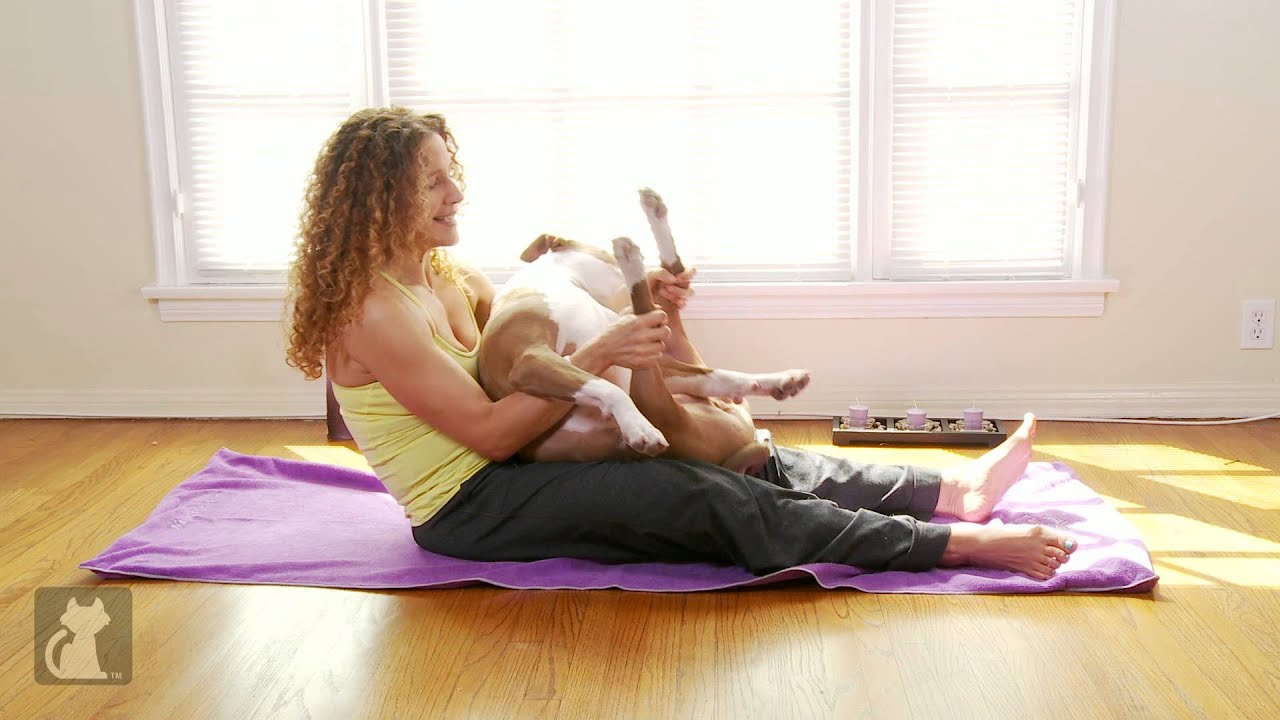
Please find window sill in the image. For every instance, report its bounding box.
[142,278,1120,322]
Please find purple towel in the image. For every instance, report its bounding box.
[80,449,1157,594]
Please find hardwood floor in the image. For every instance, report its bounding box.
[1,417,1278,719]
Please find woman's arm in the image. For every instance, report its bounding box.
[647,267,703,366]
[346,282,669,461]
[346,293,569,461]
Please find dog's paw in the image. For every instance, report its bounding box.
[611,236,641,262]
[611,236,647,285]
[760,369,811,400]
[621,422,669,456]
[638,187,667,219]
[607,400,669,455]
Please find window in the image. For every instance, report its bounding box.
[138,0,1118,320]
[873,0,1087,280]
[154,0,367,283]
[384,0,852,282]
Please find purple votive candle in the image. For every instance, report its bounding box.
[963,407,984,428]
[848,404,869,427]
[906,408,927,428]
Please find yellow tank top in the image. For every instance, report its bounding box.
[330,271,491,526]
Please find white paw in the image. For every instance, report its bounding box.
[638,187,667,219]
[698,370,770,401]
[618,416,669,456]
[758,369,811,400]
[611,236,646,278]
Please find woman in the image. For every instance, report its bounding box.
[286,107,1076,579]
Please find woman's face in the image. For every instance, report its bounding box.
[410,132,464,249]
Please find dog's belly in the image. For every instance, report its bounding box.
[480,280,623,398]
[518,365,636,461]
[529,406,630,461]
[483,272,640,459]
[528,393,756,464]
[488,254,764,468]
[498,273,635,394]
[672,394,759,458]
[676,394,755,430]
[497,266,620,356]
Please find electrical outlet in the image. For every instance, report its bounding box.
[1241,299,1276,349]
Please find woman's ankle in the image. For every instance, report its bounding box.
[939,522,982,565]
[935,468,966,517]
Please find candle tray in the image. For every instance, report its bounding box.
[831,416,1008,447]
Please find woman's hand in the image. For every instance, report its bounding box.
[647,267,696,310]
[572,310,671,373]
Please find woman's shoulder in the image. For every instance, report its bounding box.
[328,281,405,384]
[346,278,421,340]
[453,257,495,301]
[445,257,496,332]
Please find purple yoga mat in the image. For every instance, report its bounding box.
[81,449,1158,594]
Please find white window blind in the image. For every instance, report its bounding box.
[383,0,854,282]
[873,0,1085,280]
[147,0,1104,290]
[165,0,367,281]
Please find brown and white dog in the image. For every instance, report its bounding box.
[476,189,810,475]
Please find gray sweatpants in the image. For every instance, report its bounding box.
[412,445,951,574]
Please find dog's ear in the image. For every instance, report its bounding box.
[520,234,569,263]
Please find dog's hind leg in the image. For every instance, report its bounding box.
[661,357,812,402]
[509,345,668,456]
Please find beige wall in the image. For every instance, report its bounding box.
[1,0,1277,419]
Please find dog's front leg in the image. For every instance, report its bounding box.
[635,190,812,403]
[509,345,668,456]
[638,188,687,279]
[638,187,709,368]
[611,237,690,431]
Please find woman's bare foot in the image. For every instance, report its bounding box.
[941,522,1077,580]
[936,413,1037,521]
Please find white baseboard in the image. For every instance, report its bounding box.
[0,382,1276,420]
[0,388,324,419]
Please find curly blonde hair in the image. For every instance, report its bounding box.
[285,107,466,380]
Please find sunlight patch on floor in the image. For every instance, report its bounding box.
[1148,561,1216,587]
[1156,558,1280,589]
[1136,474,1280,510]
[1035,444,1270,473]
[792,443,972,468]
[1095,493,1145,510]
[1125,513,1280,554]
[284,444,371,471]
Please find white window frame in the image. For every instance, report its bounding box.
[138,0,1118,322]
